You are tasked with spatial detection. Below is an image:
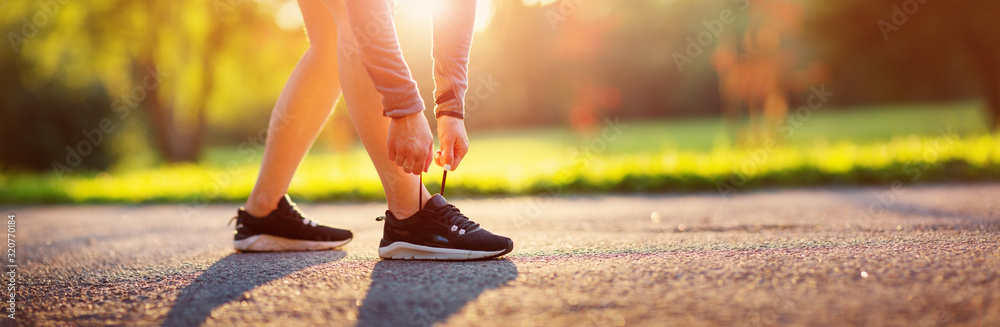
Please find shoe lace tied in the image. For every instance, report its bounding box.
[432,204,479,232]
[284,201,318,227]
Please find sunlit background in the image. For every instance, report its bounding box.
[1,0,998,203]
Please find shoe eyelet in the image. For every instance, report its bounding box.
[451,225,458,232]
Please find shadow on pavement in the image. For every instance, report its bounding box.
[839,190,990,223]
[163,251,346,327]
[357,259,518,327]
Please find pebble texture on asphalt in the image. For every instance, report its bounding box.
[9,184,1000,326]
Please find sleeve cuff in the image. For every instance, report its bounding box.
[383,100,425,119]
[433,90,465,119]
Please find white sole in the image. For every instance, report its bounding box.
[234,234,351,252]
[378,242,510,260]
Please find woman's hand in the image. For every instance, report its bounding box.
[387,113,434,175]
[435,116,469,171]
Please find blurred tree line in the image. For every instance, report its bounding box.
[460,0,1000,135]
[2,0,998,172]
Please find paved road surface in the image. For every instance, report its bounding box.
[7,183,1000,326]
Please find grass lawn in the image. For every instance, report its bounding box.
[2,101,998,204]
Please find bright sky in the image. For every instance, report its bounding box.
[273,0,505,33]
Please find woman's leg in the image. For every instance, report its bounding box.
[243,0,343,217]
[320,0,431,218]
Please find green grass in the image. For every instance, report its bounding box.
[2,102,998,204]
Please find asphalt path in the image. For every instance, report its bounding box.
[6,183,1000,326]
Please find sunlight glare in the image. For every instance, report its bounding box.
[474,0,494,32]
[272,0,495,33]
[521,0,558,6]
[275,0,304,31]
[400,0,495,32]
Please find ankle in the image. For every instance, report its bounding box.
[390,208,418,220]
[244,204,276,218]
[388,191,432,220]
[245,195,279,218]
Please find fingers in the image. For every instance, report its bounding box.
[424,143,433,173]
[435,136,468,171]
[452,144,467,170]
[386,114,434,175]
[387,140,397,163]
[394,147,406,168]
[391,139,420,175]
[405,144,432,175]
[401,158,413,174]
[403,156,419,174]
[401,145,430,175]
[439,141,455,171]
[413,143,429,174]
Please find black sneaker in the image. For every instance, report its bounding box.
[377,194,513,260]
[232,195,353,252]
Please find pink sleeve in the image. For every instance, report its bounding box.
[431,0,476,120]
[343,0,424,118]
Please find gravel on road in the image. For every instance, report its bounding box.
[7,183,1000,326]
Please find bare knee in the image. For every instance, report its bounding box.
[299,0,339,56]
[302,20,338,57]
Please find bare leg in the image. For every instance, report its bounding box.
[320,0,431,218]
[244,0,343,217]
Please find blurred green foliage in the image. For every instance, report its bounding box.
[0,51,117,172]
[1,0,305,167]
[2,102,996,204]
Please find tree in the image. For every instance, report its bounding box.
[2,0,304,164]
[803,0,1000,129]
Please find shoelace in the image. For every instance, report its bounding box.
[417,170,448,211]
[432,203,480,232]
[376,170,457,223]
[428,171,479,232]
[228,201,318,228]
[283,200,318,227]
